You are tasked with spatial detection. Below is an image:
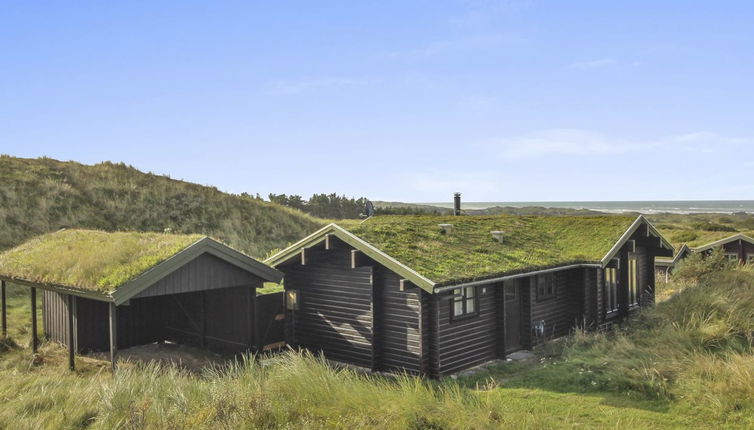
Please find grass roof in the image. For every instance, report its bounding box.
[344,215,637,284]
[0,229,204,294]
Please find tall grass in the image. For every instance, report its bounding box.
[483,265,754,427]
[2,269,754,429]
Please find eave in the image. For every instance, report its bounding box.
[264,224,438,293]
[691,233,754,253]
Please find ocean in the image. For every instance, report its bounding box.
[421,201,754,215]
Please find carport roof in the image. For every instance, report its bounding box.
[0,229,282,303]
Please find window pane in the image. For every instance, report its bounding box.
[466,297,475,313]
[454,300,464,316]
[466,287,475,298]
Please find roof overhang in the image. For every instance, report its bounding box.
[112,237,283,305]
[691,233,754,253]
[660,243,692,266]
[1,237,283,305]
[0,275,113,302]
[432,262,602,293]
[600,215,674,265]
[264,224,437,293]
[267,216,677,295]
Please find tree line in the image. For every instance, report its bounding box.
[267,193,371,219]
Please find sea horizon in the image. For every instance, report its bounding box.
[418,200,754,215]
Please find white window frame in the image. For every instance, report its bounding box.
[628,255,639,307]
[604,266,618,314]
[451,286,477,319]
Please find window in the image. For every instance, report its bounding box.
[534,273,556,300]
[451,286,477,318]
[726,253,740,263]
[628,255,639,307]
[604,267,618,314]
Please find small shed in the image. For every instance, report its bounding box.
[0,229,282,369]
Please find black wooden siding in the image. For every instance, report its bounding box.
[581,268,600,328]
[135,253,260,298]
[527,269,582,345]
[42,290,73,348]
[436,285,498,375]
[74,296,109,352]
[284,245,375,369]
[376,267,423,373]
[41,251,265,355]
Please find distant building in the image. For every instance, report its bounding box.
[655,233,754,279]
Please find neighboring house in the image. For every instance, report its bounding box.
[692,233,754,264]
[0,229,283,370]
[654,233,754,276]
[266,215,674,377]
[655,244,691,281]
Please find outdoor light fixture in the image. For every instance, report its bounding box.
[286,290,299,311]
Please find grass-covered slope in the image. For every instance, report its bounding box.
[0,229,204,292]
[347,215,636,283]
[0,156,324,257]
[2,270,754,428]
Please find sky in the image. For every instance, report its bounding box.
[1,1,753,202]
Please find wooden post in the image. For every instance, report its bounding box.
[253,288,262,355]
[200,291,206,349]
[31,287,38,353]
[67,294,75,371]
[1,280,6,337]
[108,303,117,371]
[246,286,254,354]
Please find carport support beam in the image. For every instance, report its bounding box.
[31,287,38,353]
[108,303,117,371]
[1,280,6,337]
[67,294,75,371]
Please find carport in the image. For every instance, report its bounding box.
[0,229,282,370]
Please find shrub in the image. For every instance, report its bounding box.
[673,248,733,282]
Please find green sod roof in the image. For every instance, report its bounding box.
[342,215,638,284]
[0,229,204,293]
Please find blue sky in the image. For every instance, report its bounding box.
[1,1,753,202]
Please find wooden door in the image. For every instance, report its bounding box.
[504,280,522,353]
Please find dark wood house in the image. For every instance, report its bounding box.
[266,215,674,377]
[0,229,282,369]
[655,244,690,281]
[654,233,754,275]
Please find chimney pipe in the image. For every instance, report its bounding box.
[453,192,461,216]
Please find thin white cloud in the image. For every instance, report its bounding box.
[266,77,371,95]
[566,58,617,70]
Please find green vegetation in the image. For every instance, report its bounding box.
[2,265,754,428]
[374,201,754,250]
[0,156,324,257]
[268,193,370,219]
[347,215,637,283]
[640,213,754,248]
[0,229,205,292]
[465,265,754,428]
